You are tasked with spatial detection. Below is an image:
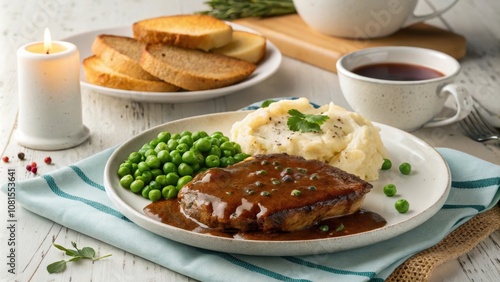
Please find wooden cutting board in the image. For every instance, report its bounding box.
[234,14,466,73]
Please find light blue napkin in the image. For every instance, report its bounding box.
[2,109,499,281]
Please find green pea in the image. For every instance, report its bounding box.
[130,179,145,193]
[395,199,410,213]
[141,143,153,150]
[209,137,221,147]
[261,99,277,108]
[171,133,181,140]
[182,150,199,165]
[170,150,182,166]
[234,153,250,162]
[167,139,179,151]
[148,180,161,191]
[144,148,156,157]
[205,155,220,168]
[383,184,397,197]
[154,142,168,153]
[131,163,138,172]
[157,150,172,164]
[191,130,208,141]
[180,130,192,137]
[157,131,171,143]
[177,175,193,189]
[319,225,329,232]
[192,149,205,164]
[210,131,224,139]
[128,152,142,163]
[141,186,152,199]
[148,189,162,202]
[381,158,392,170]
[178,163,194,176]
[222,150,233,157]
[399,162,412,175]
[117,166,131,177]
[194,137,212,152]
[133,169,142,178]
[119,175,134,189]
[140,171,154,184]
[155,175,168,187]
[138,148,148,156]
[208,145,221,158]
[220,136,230,143]
[176,143,190,153]
[150,168,163,178]
[233,143,242,154]
[137,161,150,172]
[191,162,200,172]
[145,155,161,169]
[162,185,178,199]
[149,138,160,148]
[163,162,177,174]
[179,135,193,147]
[220,141,235,152]
[119,162,133,170]
[165,172,180,185]
[220,156,235,167]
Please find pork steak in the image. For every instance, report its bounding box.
[178,153,373,233]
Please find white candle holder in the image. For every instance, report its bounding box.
[16,40,90,150]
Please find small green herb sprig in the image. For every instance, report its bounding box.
[198,0,296,20]
[287,109,330,133]
[47,242,112,274]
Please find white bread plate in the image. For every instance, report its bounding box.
[64,23,282,103]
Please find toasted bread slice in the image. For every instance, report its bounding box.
[212,31,267,64]
[140,43,257,91]
[132,14,233,51]
[83,55,180,92]
[91,34,158,81]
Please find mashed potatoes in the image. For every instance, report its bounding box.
[230,98,386,181]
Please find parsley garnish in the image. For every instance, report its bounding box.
[47,242,112,274]
[287,109,330,133]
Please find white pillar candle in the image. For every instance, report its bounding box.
[16,29,89,150]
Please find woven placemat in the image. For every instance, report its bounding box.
[386,205,500,281]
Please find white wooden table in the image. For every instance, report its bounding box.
[0,0,498,281]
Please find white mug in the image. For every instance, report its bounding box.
[336,46,473,131]
[293,0,459,39]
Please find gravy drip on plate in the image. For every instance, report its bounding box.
[143,200,386,241]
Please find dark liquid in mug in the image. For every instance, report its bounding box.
[352,63,444,81]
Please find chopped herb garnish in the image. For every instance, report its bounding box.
[287,109,330,133]
[335,224,345,232]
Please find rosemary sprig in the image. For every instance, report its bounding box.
[198,0,296,20]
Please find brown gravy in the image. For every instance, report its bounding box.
[352,63,444,81]
[144,199,387,241]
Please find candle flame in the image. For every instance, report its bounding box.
[44,28,52,54]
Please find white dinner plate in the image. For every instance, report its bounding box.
[63,24,282,103]
[104,111,451,256]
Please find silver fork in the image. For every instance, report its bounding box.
[459,103,500,143]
